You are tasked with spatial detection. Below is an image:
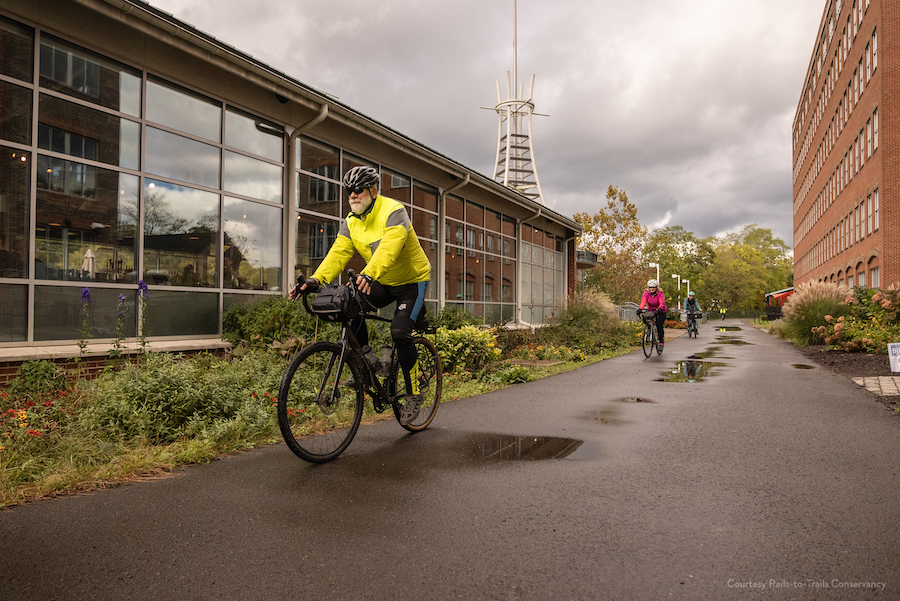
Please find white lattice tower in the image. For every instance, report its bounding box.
[490,1,545,205]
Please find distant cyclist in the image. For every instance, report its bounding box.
[683,291,701,315]
[639,279,668,350]
[684,291,701,335]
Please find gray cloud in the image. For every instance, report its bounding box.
[153,0,824,247]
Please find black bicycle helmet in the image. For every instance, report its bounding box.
[342,166,380,191]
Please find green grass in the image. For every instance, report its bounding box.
[1,345,636,508]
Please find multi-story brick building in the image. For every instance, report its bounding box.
[793,0,889,289]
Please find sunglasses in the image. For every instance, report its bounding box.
[345,185,370,195]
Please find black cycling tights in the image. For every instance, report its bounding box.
[351,280,428,394]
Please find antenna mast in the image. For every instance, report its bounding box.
[491,0,545,205]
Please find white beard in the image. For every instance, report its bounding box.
[349,195,374,214]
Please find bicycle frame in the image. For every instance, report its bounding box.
[334,312,403,413]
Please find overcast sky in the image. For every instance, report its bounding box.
[149,0,825,248]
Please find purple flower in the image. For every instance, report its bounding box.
[138,280,149,299]
[80,288,91,304]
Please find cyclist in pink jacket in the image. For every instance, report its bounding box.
[639,279,668,349]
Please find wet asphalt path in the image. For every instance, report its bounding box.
[2,320,899,600]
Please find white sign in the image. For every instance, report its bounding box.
[889,343,900,373]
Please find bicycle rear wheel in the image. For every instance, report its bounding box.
[391,336,442,431]
[642,324,653,358]
[277,341,364,463]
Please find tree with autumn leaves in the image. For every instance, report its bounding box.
[574,186,792,311]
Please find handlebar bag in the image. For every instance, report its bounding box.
[310,285,361,322]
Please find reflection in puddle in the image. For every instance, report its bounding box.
[715,326,742,331]
[615,397,656,403]
[658,360,729,382]
[715,336,752,345]
[463,434,584,461]
[793,364,815,370]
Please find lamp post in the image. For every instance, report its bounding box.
[683,279,690,299]
[671,273,680,306]
[648,262,659,283]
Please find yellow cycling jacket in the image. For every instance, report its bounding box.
[311,195,431,287]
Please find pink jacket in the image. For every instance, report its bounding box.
[639,290,667,312]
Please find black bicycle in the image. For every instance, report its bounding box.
[686,311,701,338]
[640,309,664,357]
[277,270,442,463]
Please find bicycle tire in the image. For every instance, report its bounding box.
[277,341,364,463]
[390,336,442,431]
[642,323,653,358]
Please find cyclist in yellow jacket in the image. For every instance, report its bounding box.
[291,166,431,424]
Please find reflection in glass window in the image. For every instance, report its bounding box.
[382,169,410,203]
[299,137,339,176]
[146,78,221,142]
[224,197,282,291]
[0,145,31,279]
[0,15,34,82]
[39,34,141,116]
[295,213,339,281]
[413,181,438,212]
[224,151,282,203]
[36,157,138,283]
[297,173,341,216]
[225,108,283,162]
[142,290,218,337]
[38,94,140,170]
[143,180,218,287]
[0,283,27,341]
[0,81,32,145]
[145,127,219,189]
[34,285,135,341]
[342,153,377,177]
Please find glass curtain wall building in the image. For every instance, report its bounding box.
[0,3,578,348]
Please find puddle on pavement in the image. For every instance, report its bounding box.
[715,326,742,331]
[615,396,656,403]
[582,408,629,426]
[688,350,735,361]
[459,434,584,462]
[792,364,816,369]
[657,359,729,382]
[714,336,752,345]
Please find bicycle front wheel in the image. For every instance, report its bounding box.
[391,336,442,431]
[642,324,653,358]
[277,342,364,463]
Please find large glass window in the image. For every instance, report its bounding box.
[297,137,341,215]
[295,213,339,282]
[143,290,218,337]
[223,197,282,291]
[0,81,32,145]
[143,180,218,287]
[39,34,141,117]
[145,127,219,189]
[33,285,135,341]
[224,151,282,203]
[0,15,34,82]
[0,145,31,279]
[36,157,138,283]
[146,78,221,142]
[297,172,341,216]
[225,108,283,162]
[0,283,27,341]
[38,94,140,170]
[382,169,410,204]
